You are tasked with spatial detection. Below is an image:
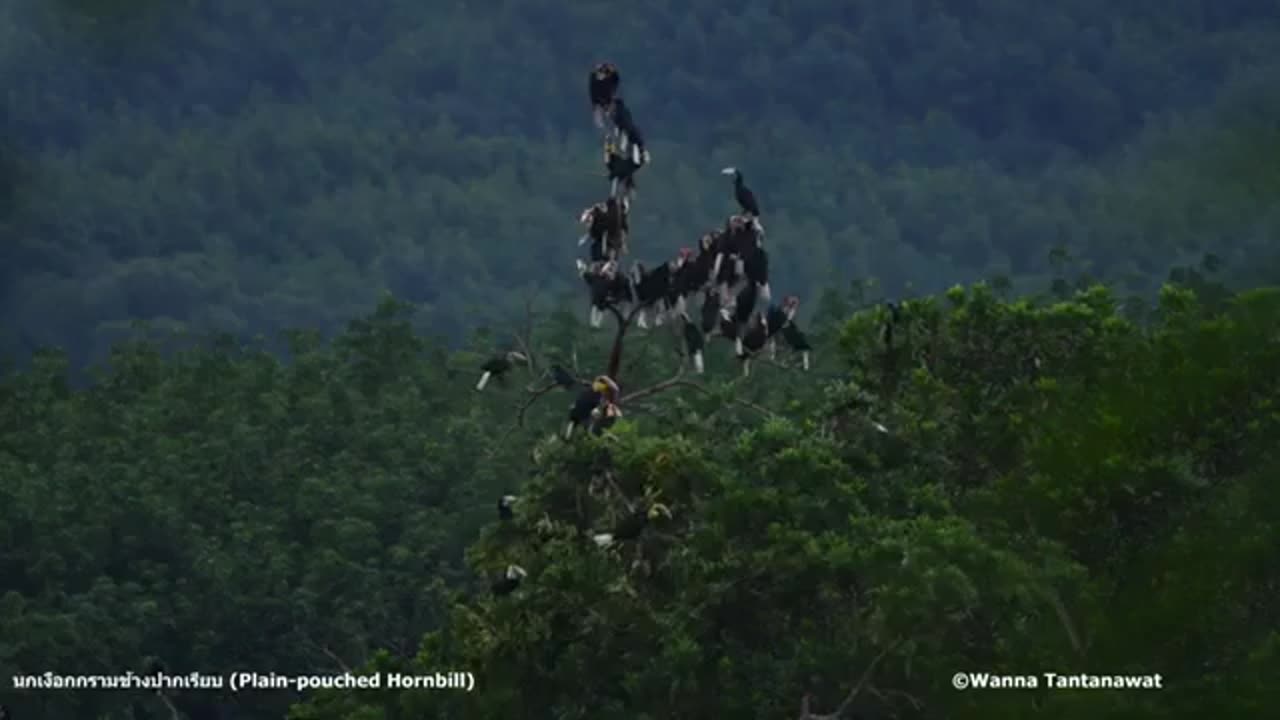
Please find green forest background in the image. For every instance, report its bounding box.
[3,1,1280,718]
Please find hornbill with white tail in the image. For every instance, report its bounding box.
[476,350,528,391]
[631,252,688,329]
[735,312,770,377]
[589,62,620,129]
[592,503,672,548]
[727,279,759,331]
[700,286,722,334]
[578,259,631,328]
[578,197,629,261]
[672,236,717,315]
[680,311,705,374]
[721,167,763,232]
[592,375,620,405]
[491,564,527,596]
[605,140,646,201]
[766,295,801,356]
[566,386,604,439]
[609,98,648,165]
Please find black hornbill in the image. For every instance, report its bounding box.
[588,62,620,129]
[679,310,705,374]
[578,202,608,262]
[498,494,517,521]
[700,286,722,334]
[742,246,770,303]
[721,167,762,231]
[729,280,759,330]
[782,322,812,371]
[592,503,672,548]
[476,350,529,391]
[766,295,801,356]
[736,313,770,377]
[631,252,689,329]
[605,140,646,200]
[491,564,527,596]
[566,386,603,439]
[609,98,647,164]
[603,195,629,258]
[578,259,612,329]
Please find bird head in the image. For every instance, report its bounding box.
[579,206,595,224]
[647,502,672,520]
[500,494,517,508]
[784,295,800,318]
[592,375,620,396]
[506,565,528,579]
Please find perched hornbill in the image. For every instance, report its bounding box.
[605,140,646,200]
[680,311,705,374]
[592,375,620,405]
[590,402,623,436]
[578,202,608,262]
[881,301,902,349]
[700,286,722,334]
[673,237,716,315]
[782,322,812,371]
[498,494,517,521]
[742,245,770,303]
[766,295,801,355]
[736,313,770,377]
[566,386,604,439]
[588,62,620,129]
[609,98,647,165]
[728,280,759,330]
[721,167,762,231]
[476,350,528,391]
[631,253,688,329]
[578,259,631,328]
[592,503,672,548]
[491,564,527,596]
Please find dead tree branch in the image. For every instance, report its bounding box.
[621,367,776,418]
[799,639,901,720]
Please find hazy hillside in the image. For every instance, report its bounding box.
[4,0,1280,366]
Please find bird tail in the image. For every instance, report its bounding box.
[693,350,704,374]
[578,233,589,246]
[735,337,744,356]
[742,358,751,378]
[593,533,615,548]
[590,307,604,328]
[637,309,649,329]
[801,351,811,371]
[564,422,576,440]
[769,339,777,360]
[759,282,771,303]
[631,144,642,165]
[712,253,723,281]
[476,372,492,391]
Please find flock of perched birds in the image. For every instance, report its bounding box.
[478,62,814,441]
[475,63,821,598]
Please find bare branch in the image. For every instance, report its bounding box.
[868,685,924,711]
[801,639,901,720]
[318,645,353,674]
[620,369,776,418]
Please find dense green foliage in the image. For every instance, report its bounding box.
[3,268,1278,717]
[5,0,1280,365]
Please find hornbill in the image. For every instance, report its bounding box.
[664,247,698,317]
[609,98,648,165]
[491,564,527,596]
[680,311,705,374]
[736,313,770,377]
[603,195,629,258]
[766,295,801,356]
[578,202,608,262]
[728,279,759,331]
[631,253,688,329]
[498,494,517,521]
[591,375,620,405]
[566,387,604,439]
[579,259,612,328]
[476,350,528,391]
[881,301,902,349]
[588,62,620,129]
[700,286,722,334]
[721,167,763,231]
[590,401,623,436]
[605,140,646,200]
[737,232,769,303]
[782,322,812,371]
[592,503,672,548]
[673,236,716,315]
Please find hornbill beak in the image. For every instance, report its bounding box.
[647,503,672,519]
[721,167,737,175]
